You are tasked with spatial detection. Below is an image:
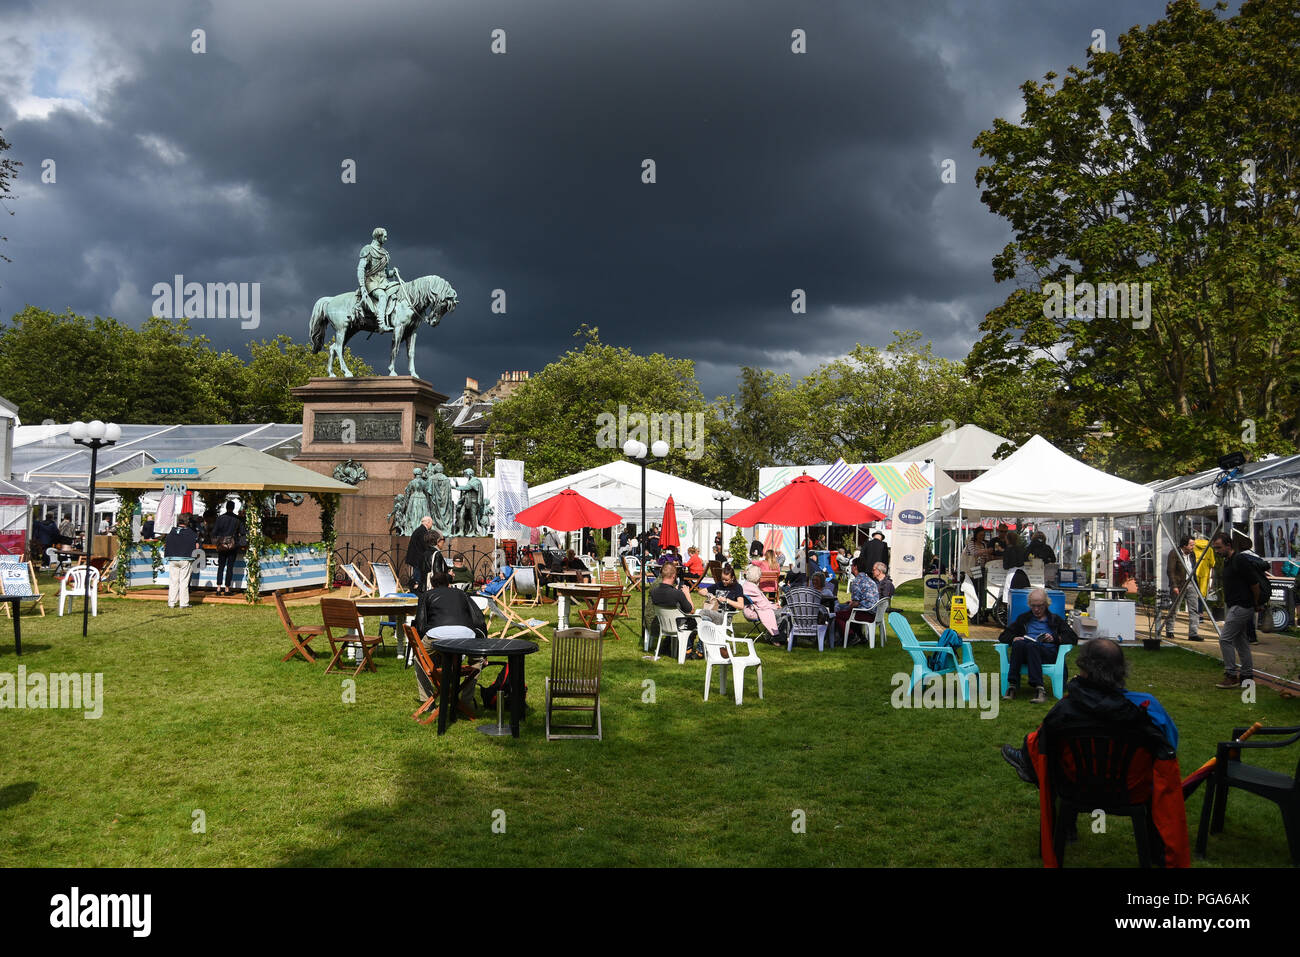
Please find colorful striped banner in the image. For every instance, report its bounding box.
[758,467,796,498]
[869,465,911,501]
[903,462,928,489]
[840,466,876,501]
[819,458,852,491]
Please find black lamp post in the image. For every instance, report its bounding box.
[69,419,121,637]
[624,438,668,649]
[712,490,731,561]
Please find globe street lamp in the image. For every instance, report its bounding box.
[623,438,668,649]
[69,420,121,637]
[712,490,731,562]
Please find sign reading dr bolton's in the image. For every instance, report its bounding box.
[888,494,930,587]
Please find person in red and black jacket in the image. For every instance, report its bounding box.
[1000,638,1189,868]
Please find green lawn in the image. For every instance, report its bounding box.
[1,581,1297,867]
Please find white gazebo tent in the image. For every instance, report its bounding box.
[526,460,756,556]
[939,435,1154,583]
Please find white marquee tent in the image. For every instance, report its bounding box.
[939,435,1153,519]
[938,434,1154,581]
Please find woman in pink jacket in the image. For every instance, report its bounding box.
[741,564,779,637]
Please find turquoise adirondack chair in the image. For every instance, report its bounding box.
[994,641,1073,699]
[889,611,980,704]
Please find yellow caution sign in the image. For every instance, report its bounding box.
[949,594,969,637]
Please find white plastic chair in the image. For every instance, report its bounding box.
[724,622,764,705]
[652,605,694,663]
[58,565,100,617]
[845,596,890,648]
[698,619,731,701]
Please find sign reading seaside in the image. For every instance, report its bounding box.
[151,457,199,477]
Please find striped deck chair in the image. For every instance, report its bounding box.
[340,563,377,599]
[480,591,550,643]
[369,560,417,642]
[1,558,46,618]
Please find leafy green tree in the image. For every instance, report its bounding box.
[971,0,1300,479]
[239,335,371,422]
[0,310,371,424]
[699,367,803,499]
[791,331,975,463]
[0,307,137,421]
[729,527,750,570]
[492,327,708,484]
[430,407,463,471]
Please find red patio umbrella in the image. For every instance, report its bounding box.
[513,488,622,533]
[181,490,195,516]
[727,474,886,528]
[659,496,681,550]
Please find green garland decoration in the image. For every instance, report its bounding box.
[308,491,339,590]
[148,541,164,582]
[110,490,143,596]
[244,505,264,603]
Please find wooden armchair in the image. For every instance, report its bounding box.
[546,627,605,740]
[321,598,384,676]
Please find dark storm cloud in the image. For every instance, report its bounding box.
[0,0,1180,400]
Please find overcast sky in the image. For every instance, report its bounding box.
[0,0,1196,403]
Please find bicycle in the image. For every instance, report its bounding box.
[934,567,1010,628]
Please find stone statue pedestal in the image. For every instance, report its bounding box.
[287,377,449,562]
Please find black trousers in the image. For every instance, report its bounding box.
[216,550,238,588]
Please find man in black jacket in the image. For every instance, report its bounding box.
[862,532,889,573]
[1210,532,1263,689]
[414,567,488,707]
[211,501,243,596]
[999,587,1079,703]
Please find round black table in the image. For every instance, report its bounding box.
[429,635,539,738]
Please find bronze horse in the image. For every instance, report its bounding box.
[309,275,458,378]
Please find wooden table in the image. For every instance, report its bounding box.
[352,596,419,656]
[549,582,612,631]
[430,635,539,738]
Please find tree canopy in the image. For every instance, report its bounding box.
[491,327,709,485]
[0,307,371,424]
[971,0,1299,479]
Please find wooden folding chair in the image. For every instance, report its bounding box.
[321,598,384,676]
[759,569,781,600]
[481,593,551,643]
[405,624,480,724]
[600,567,621,587]
[275,590,324,662]
[340,563,377,599]
[578,584,630,640]
[546,628,604,740]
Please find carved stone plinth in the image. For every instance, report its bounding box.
[287,377,449,549]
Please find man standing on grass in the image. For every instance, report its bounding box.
[1209,532,1263,689]
[163,513,200,609]
[1164,535,1202,642]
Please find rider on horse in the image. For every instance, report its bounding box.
[357,227,404,332]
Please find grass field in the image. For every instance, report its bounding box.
[2,581,1297,867]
